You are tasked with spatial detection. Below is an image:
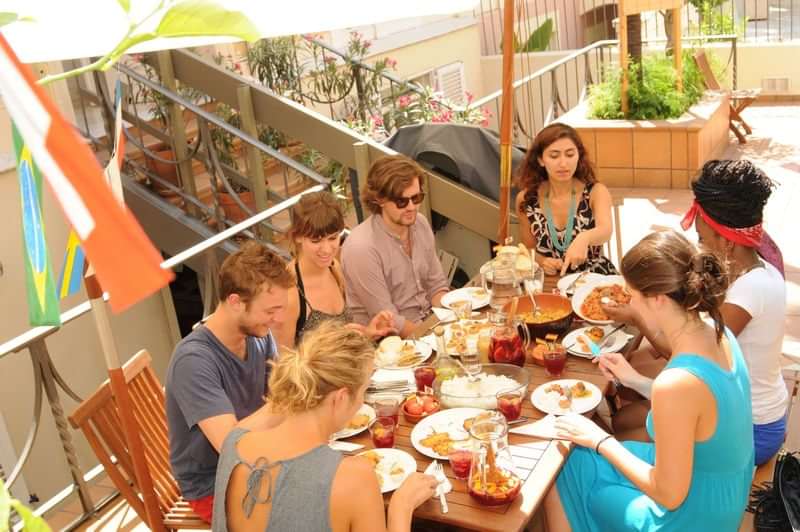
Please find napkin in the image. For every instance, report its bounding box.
[432,307,456,322]
[424,460,453,495]
[508,414,564,439]
[328,441,365,453]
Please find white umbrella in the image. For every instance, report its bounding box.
[1,0,479,64]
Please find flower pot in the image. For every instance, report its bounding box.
[218,191,256,223]
[146,148,181,197]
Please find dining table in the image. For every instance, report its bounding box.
[347,274,642,532]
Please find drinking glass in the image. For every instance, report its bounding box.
[448,444,473,480]
[496,389,524,422]
[369,417,396,448]
[413,365,436,392]
[373,396,400,426]
[543,345,567,377]
[451,299,473,321]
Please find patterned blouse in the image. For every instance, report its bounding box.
[522,181,618,275]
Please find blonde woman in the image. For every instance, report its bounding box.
[212,322,437,531]
[274,190,395,349]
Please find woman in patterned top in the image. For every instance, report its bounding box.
[515,123,617,276]
[274,190,395,349]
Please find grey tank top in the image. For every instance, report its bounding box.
[212,427,343,532]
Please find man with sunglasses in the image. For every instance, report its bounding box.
[342,155,449,337]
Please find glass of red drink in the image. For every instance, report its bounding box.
[496,389,523,421]
[373,396,400,426]
[414,365,436,392]
[369,417,396,448]
[543,345,567,377]
[448,447,473,480]
[489,329,526,367]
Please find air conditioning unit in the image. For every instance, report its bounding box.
[762,77,790,93]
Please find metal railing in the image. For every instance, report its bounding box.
[466,34,738,144]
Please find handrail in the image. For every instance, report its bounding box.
[469,34,738,111]
[0,185,324,360]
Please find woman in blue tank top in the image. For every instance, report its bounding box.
[545,230,754,531]
[212,322,437,532]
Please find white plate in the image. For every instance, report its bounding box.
[530,379,602,416]
[562,326,629,358]
[375,340,433,370]
[331,404,376,440]
[356,448,417,493]
[556,272,605,295]
[571,276,627,325]
[441,287,490,311]
[410,407,486,459]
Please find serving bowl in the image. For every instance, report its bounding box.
[433,363,530,410]
[505,293,574,340]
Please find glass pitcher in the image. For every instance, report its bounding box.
[488,313,531,367]
[467,412,522,506]
[481,261,522,313]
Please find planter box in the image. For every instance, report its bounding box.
[559,91,731,188]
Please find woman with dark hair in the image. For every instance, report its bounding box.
[274,190,395,348]
[515,122,616,276]
[606,160,787,465]
[544,230,753,531]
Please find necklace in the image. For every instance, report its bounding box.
[543,184,576,254]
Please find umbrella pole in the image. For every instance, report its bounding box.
[84,271,166,532]
[497,0,515,244]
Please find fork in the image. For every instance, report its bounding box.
[432,461,449,514]
[565,271,589,297]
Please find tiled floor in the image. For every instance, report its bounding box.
[49,103,800,531]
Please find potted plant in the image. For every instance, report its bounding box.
[209,103,257,224]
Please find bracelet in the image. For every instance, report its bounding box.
[595,435,613,454]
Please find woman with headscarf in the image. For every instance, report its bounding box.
[604,160,787,466]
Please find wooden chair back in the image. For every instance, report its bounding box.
[693,50,723,91]
[69,350,208,530]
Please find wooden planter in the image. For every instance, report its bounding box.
[559,91,731,188]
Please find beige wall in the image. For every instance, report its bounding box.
[367,24,483,102]
[0,63,178,505]
[706,42,800,96]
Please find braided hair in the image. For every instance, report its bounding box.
[691,160,775,228]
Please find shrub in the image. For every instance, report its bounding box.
[588,51,705,120]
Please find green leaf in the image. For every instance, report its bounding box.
[10,500,51,532]
[156,0,259,42]
[521,19,553,52]
[1,479,10,531]
[117,0,131,13]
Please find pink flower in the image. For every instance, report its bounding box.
[372,114,384,127]
[465,91,474,103]
[482,108,493,118]
[363,39,372,49]
[324,56,336,64]
[385,57,398,69]
[397,95,411,108]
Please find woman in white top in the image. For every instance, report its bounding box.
[606,159,787,465]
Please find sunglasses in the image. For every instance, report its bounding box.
[390,192,425,209]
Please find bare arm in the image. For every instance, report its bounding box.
[582,182,614,246]
[721,302,752,337]
[431,289,448,308]
[515,190,536,250]
[198,405,285,453]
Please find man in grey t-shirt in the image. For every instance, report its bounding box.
[165,242,294,522]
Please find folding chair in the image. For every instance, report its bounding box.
[693,50,761,144]
[69,351,209,531]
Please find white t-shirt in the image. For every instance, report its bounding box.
[726,261,788,425]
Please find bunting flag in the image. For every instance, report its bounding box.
[56,81,127,299]
[12,123,61,326]
[0,35,174,313]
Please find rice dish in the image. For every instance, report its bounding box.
[440,374,522,409]
[541,391,567,413]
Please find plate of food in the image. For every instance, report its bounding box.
[375,336,433,370]
[440,287,491,311]
[479,243,534,278]
[530,379,602,415]
[410,407,487,459]
[562,325,629,358]
[441,319,492,355]
[357,448,416,493]
[571,278,631,324]
[331,404,376,440]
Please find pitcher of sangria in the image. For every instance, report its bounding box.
[488,313,530,367]
[467,412,522,506]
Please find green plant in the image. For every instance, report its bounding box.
[588,51,704,120]
[1,478,51,531]
[499,19,554,52]
[246,36,304,101]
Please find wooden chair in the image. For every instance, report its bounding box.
[437,248,460,286]
[69,350,209,531]
[606,193,624,267]
[693,50,761,144]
